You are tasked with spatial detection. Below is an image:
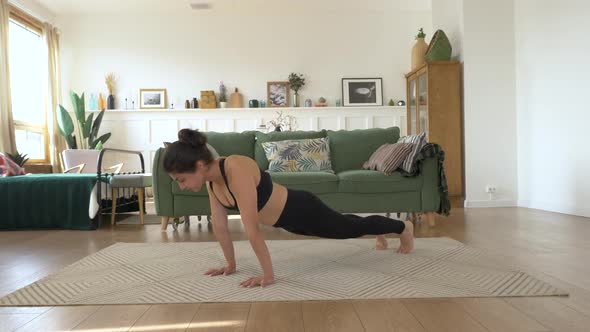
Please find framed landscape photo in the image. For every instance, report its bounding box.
[267,81,290,107]
[342,78,383,106]
[139,88,167,109]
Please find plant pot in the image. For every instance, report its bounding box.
[293,94,299,107]
[219,102,227,108]
[274,126,282,132]
[411,37,429,70]
[107,94,115,110]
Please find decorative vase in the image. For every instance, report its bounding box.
[98,94,106,110]
[107,94,115,110]
[89,94,97,110]
[293,93,299,107]
[412,37,429,70]
[229,88,243,108]
[219,102,227,108]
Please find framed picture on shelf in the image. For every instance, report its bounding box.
[341,78,383,106]
[139,88,167,109]
[267,81,290,107]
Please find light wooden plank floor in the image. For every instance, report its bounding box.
[1,207,589,332]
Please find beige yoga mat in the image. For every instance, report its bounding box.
[0,238,567,306]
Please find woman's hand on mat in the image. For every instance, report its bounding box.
[204,266,236,276]
[240,275,275,288]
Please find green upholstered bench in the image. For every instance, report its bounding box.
[0,174,98,230]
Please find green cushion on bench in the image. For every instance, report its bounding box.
[109,173,153,188]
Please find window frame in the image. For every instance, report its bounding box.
[8,6,49,164]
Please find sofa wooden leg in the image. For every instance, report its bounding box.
[161,216,170,230]
[425,212,436,227]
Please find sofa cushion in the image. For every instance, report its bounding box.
[270,172,338,194]
[327,127,400,173]
[255,130,327,170]
[337,170,422,193]
[206,131,256,159]
[262,137,334,173]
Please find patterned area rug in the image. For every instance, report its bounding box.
[0,238,567,306]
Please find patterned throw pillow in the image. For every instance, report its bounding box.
[362,143,414,175]
[0,152,25,177]
[261,137,333,173]
[397,132,426,172]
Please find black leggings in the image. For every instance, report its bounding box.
[273,189,405,239]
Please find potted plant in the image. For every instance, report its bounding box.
[57,90,112,170]
[6,151,29,171]
[288,73,305,107]
[218,81,227,108]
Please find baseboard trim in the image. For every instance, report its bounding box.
[518,200,590,218]
[464,200,518,208]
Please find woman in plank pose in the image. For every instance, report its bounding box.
[164,129,414,288]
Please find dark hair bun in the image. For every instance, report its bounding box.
[178,129,207,147]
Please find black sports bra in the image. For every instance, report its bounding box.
[209,158,273,212]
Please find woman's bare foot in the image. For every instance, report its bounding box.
[396,220,414,254]
[375,235,388,250]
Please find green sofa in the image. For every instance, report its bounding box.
[153,127,442,229]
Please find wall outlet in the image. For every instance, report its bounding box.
[485,185,497,194]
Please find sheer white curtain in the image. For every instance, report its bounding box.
[44,22,65,172]
[0,0,16,153]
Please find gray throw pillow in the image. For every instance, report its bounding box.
[397,132,426,172]
[362,143,414,175]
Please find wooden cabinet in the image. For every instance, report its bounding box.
[406,61,463,207]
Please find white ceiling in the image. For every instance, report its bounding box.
[34,0,431,16]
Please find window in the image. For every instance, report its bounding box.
[8,10,47,163]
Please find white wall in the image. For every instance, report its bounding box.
[515,0,590,217]
[431,0,463,61]
[56,3,432,110]
[462,0,518,207]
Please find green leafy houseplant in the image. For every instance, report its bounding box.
[288,73,305,95]
[57,90,112,149]
[6,151,29,167]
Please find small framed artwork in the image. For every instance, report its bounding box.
[342,78,383,106]
[267,81,290,107]
[139,88,167,109]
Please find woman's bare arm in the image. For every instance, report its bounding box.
[204,183,236,276]
[225,158,275,287]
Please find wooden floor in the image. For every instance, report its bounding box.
[1,207,590,332]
